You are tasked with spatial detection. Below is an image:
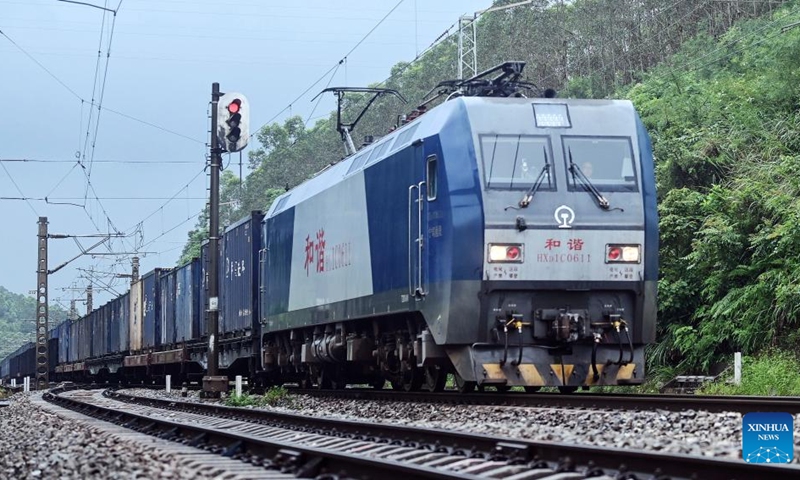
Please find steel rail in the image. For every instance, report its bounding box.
[44,387,471,480]
[286,388,800,414]
[107,388,800,479]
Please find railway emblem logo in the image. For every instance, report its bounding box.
[554,205,575,229]
[742,412,793,463]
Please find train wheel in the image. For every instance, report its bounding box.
[454,373,476,393]
[391,365,423,392]
[558,386,578,394]
[325,366,347,390]
[524,386,541,393]
[370,377,386,390]
[313,367,332,390]
[423,366,447,392]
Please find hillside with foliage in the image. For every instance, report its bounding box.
[179,0,798,377]
[628,6,800,374]
[0,286,68,360]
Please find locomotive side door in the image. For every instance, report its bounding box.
[408,140,433,302]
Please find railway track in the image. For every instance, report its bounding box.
[43,387,800,479]
[285,388,800,414]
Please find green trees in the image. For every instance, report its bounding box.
[630,7,800,372]
[0,286,67,360]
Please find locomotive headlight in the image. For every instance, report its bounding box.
[488,243,524,263]
[606,244,641,263]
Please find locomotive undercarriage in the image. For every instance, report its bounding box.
[260,302,645,392]
[261,313,453,392]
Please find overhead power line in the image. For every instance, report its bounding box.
[0,27,203,144]
[0,196,207,201]
[0,158,201,164]
[256,0,407,131]
[0,161,39,216]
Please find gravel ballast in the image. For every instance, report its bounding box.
[0,393,220,480]
[120,387,800,462]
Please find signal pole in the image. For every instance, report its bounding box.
[33,225,128,390]
[85,283,93,314]
[131,256,140,283]
[35,217,49,390]
[203,82,226,397]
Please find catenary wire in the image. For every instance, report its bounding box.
[0,27,203,144]
[0,162,39,216]
[255,0,407,131]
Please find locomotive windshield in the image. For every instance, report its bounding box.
[480,134,553,190]
[562,136,638,191]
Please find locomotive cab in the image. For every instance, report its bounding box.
[426,96,658,391]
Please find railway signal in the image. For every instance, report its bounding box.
[217,92,249,152]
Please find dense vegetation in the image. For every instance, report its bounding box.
[0,286,67,360]
[178,0,799,381]
[630,7,800,377]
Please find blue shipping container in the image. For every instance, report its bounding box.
[56,319,70,365]
[199,241,221,338]
[142,269,164,349]
[91,308,107,358]
[175,259,199,343]
[160,269,177,346]
[107,296,122,354]
[118,292,130,352]
[75,315,91,361]
[47,324,59,372]
[221,211,263,334]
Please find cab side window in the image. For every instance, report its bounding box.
[426,154,437,200]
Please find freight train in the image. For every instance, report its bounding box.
[1,63,658,393]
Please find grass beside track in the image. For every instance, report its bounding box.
[224,386,295,408]
[699,350,800,396]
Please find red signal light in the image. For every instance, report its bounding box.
[506,246,521,260]
[227,101,241,114]
[607,246,622,261]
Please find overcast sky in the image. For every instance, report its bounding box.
[0,0,491,313]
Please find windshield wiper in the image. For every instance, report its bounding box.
[568,149,610,210]
[518,147,550,208]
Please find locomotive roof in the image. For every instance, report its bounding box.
[266,96,638,218]
[266,98,465,217]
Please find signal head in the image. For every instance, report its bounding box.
[216,92,249,153]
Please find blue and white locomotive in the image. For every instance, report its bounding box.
[259,62,658,392]
[2,63,657,393]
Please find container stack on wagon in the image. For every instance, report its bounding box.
[8,342,35,380]
[108,292,129,356]
[130,279,143,352]
[55,320,71,366]
[175,258,200,343]
[221,211,263,337]
[93,306,107,358]
[199,240,220,338]
[1,209,272,384]
[142,268,166,350]
[160,268,177,346]
[71,315,93,363]
[47,322,59,372]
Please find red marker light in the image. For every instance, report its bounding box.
[607,246,622,261]
[228,101,240,114]
[506,246,521,260]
